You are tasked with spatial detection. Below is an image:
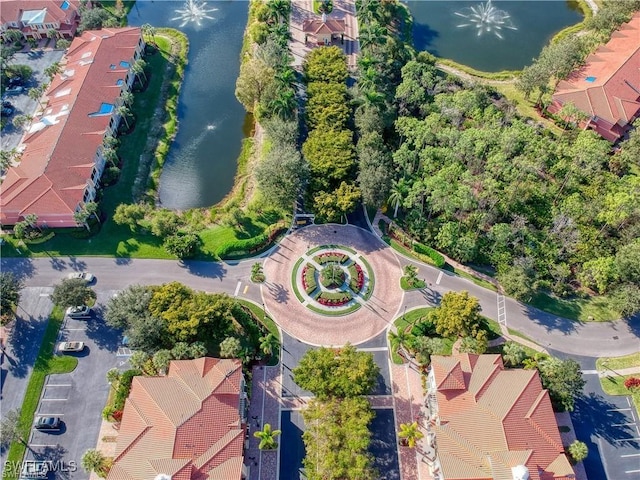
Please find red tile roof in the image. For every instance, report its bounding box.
[302,18,346,35]
[0,27,141,227]
[430,354,574,480]
[550,13,640,141]
[0,0,80,27]
[108,358,246,480]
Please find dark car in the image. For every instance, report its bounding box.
[34,416,62,431]
[8,76,23,87]
[1,105,14,117]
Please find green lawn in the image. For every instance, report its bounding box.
[400,276,426,291]
[3,306,77,480]
[529,291,620,322]
[599,374,640,417]
[2,35,177,259]
[596,352,640,372]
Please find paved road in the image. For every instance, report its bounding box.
[2,239,639,358]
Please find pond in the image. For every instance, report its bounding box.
[128,0,249,209]
[405,0,584,72]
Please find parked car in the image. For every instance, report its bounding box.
[8,76,23,87]
[57,341,85,353]
[1,104,14,117]
[67,271,95,284]
[66,305,91,318]
[4,86,24,95]
[34,416,62,431]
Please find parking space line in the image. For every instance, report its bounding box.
[614,437,640,442]
[39,294,50,297]
[28,444,59,448]
[625,470,640,474]
[608,408,632,412]
[612,423,638,427]
[621,453,640,458]
[45,384,71,387]
[40,398,67,401]
[36,413,64,416]
[62,328,85,331]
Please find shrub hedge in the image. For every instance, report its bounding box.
[314,252,349,265]
[303,263,318,294]
[314,291,352,306]
[113,369,141,411]
[413,242,446,268]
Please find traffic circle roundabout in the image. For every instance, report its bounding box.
[262,224,403,346]
[291,245,375,315]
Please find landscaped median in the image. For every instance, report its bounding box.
[2,307,78,480]
[596,353,640,416]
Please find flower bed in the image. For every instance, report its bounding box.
[302,263,317,294]
[314,291,353,306]
[314,251,349,265]
[348,263,365,293]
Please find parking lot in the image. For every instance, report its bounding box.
[24,291,126,480]
[572,373,640,479]
[2,49,65,150]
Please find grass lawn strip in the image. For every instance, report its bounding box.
[306,302,361,316]
[599,374,640,417]
[290,257,306,303]
[400,276,426,291]
[234,299,280,366]
[596,352,640,372]
[358,255,375,300]
[3,306,77,480]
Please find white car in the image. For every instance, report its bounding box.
[66,305,91,318]
[57,341,85,353]
[67,271,95,284]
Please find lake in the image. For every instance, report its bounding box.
[128,0,249,209]
[405,0,584,71]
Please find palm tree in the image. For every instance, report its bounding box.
[268,89,296,119]
[103,134,119,149]
[44,62,62,81]
[74,201,100,230]
[116,105,131,129]
[81,449,106,475]
[358,22,387,51]
[388,181,403,218]
[276,67,297,88]
[141,23,156,45]
[131,59,147,85]
[388,328,414,358]
[120,91,134,107]
[398,421,424,448]
[259,333,279,358]
[102,146,118,166]
[266,0,291,24]
[3,29,24,45]
[254,423,281,450]
[403,264,418,286]
[28,85,47,109]
[0,148,21,171]
[12,114,33,130]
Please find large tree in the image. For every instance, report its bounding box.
[537,357,585,412]
[255,143,309,211]
[431,291,485,340]
[51,278,96,307]
[292,344,379,399]
[302,397,376,480]
[0,271,22,323]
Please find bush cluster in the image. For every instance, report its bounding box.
[348,263,365,293]
[314,291,352,306]
[314,252,348,265]
[302,264,318,294]
[413,242,446,268]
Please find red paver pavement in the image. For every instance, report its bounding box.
[261,224,403,346]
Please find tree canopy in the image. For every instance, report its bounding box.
[51,278,96,307]
[536,357,585,412]
[292,344,379,400]
[430,291,485,340]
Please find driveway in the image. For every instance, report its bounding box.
[22,290,123,480]
[2,49,65,150]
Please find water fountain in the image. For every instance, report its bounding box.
[172,0,217,28]
[454,0,517,39]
